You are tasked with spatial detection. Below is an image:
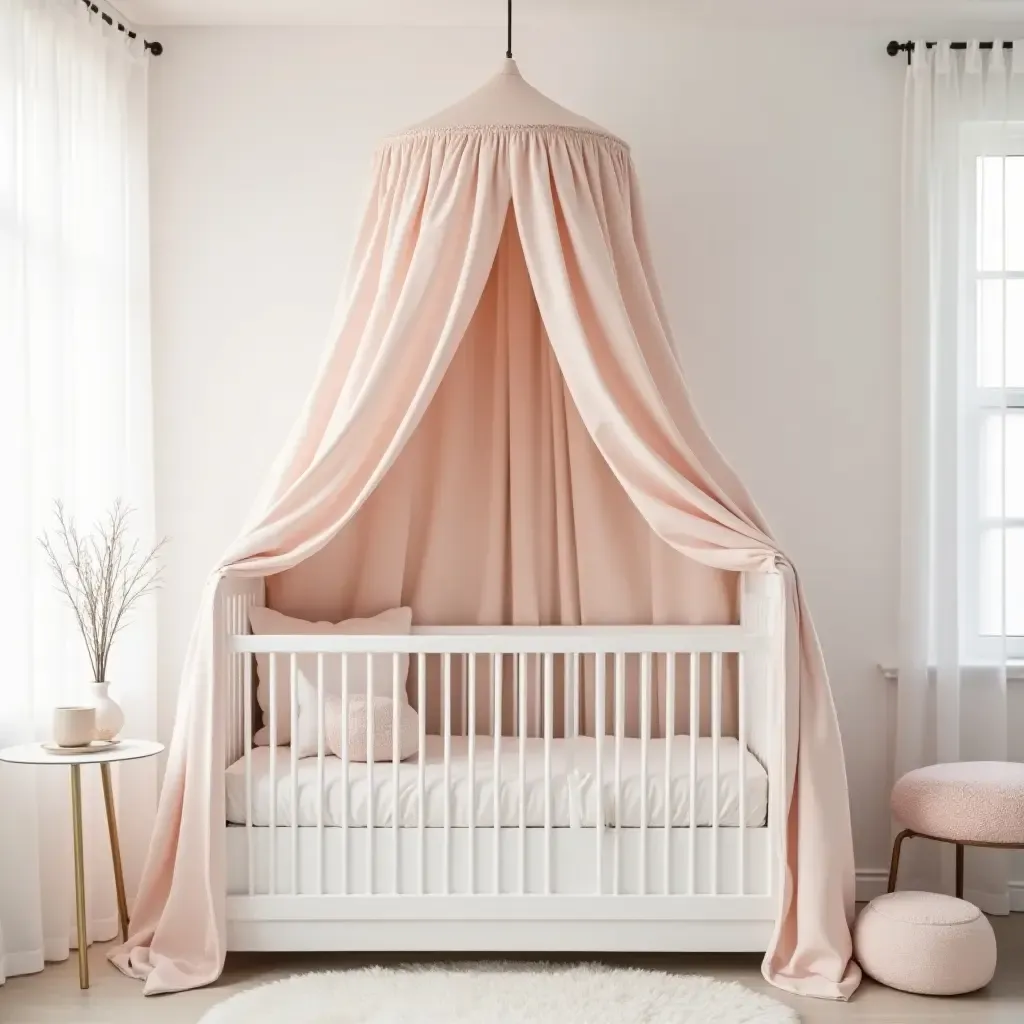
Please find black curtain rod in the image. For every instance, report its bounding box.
[887,39,1012,64]
[79,0,163,56]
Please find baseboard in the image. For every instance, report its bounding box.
[1010,882,1024,912]
[857,869,1024,910]
[855,870,889,903]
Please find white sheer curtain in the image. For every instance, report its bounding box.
[899,41,1024,914]
[0,0,155,981]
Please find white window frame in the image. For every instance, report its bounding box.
[959,123,1024,662]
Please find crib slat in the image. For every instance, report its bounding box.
[492,653,503,894]
[366,652,375,895]
[443,652,452,895]
[512,653,519,740]
[738,652,746,895]
[664,653,676,894]
[232,598,239,765]
[689,654,699,895]
[711,651,722,896]
[290,653,299,895]
[224,596,231,763]
[489,653,495,738]
[341,654,350,896]
[240,598,246,757]
[563,652,571,739]
[240,598,247,759]
[236,597,243,761]
[240,597,247,760]
[226,596,232,762]
[316,653,325,896]
[392,652,401,895]
[595,653,605,895]
[240,598,247,760]
[225,596,231,762]
[614,652,624,895]
[565,651,573,741]
[518,652,527,894]
[417,652,426,895]
[640,651,650,896]
[239,598,246,760]
[244,647,253,896]
[468,652,477,894]
[544,652,553,895]
[531,653,540,739]
[227,597,235,763]
[269,653,277,896]
[573,652,581,738]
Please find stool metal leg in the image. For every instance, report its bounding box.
[100,763,129,942]
[956,842,964,899]
[887,829,915,893]
[69,764,89,989]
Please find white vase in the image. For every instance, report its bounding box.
[89,682,125,741]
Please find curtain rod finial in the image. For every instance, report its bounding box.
[886,40,902,57]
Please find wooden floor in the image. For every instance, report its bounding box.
[3,914,1024,1023]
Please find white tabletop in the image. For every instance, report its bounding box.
[0,738,164,766]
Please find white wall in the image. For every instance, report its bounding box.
[147,18,1021,881]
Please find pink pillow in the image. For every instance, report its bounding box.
[324,694,419,763]
[249,605,413,749]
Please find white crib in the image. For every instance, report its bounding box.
[215,572,786,954]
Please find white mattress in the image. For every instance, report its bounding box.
[225,735,767,829]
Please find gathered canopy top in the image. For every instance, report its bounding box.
[111,59,860,1006]
[401,59,623,144]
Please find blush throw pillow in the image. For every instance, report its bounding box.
[323,692,419,763]
[249,605,413,752]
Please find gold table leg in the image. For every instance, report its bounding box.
[69,765,89,990]
[887,828,915,893]
[100,763,129,943]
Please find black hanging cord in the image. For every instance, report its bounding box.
[79,0,163,56]
[887,39,1013,65]
[506,0,512,59]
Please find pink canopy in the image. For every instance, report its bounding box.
[112,61,860,1000]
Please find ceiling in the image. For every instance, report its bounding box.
[117,0,1024,28]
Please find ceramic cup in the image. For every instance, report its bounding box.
[53,706,96,748]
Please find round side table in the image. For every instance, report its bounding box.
[0,738,163,989]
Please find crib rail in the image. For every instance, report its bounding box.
[229,625,756,654]
[216,572,786,948]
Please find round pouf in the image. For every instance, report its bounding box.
[854,891,996,996]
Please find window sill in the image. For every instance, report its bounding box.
[880,662,1024,682]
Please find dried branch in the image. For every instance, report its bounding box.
[40,500,165,683]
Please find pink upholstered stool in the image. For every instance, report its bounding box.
[889,761,1024,896]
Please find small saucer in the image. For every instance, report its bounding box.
[42,739,121,755]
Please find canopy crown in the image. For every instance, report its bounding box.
[399,59,624,146]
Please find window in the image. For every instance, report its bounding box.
[962,128,1024,659]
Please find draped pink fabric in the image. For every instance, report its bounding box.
[265,208,740,741]
[112,79,859,1000]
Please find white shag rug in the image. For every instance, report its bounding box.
[198,963,798,1024]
